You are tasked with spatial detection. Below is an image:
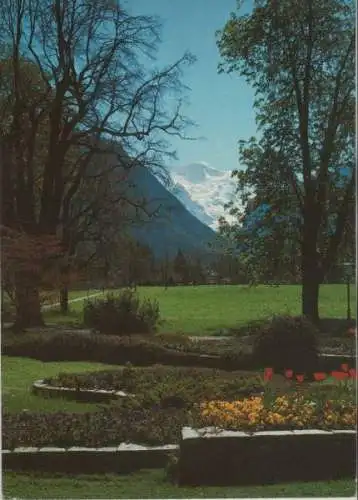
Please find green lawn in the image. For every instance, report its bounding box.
[44,284,356,335]
[1,357,119,413]
[2,470,356,499]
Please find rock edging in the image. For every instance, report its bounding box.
[179,427,356,486]
[2,443,178,473]
[32,379,134,403]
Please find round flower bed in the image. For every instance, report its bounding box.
[42,365,265,407]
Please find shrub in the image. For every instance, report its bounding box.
[234,319,268,337]
[2,331,225,368]
[2,403,187,449]
[252,315,319,373]
[83,290,160,335]
[3,384,354,450]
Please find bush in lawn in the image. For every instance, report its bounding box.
[83,290,160,335]
[252,315,319,373]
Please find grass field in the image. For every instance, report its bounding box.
[2,357,119,413]
[2,470,356,498]
[43,284,356,335]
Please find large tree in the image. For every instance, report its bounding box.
[217,0,355,322]
[0,0,194,328]
[56,143,166,312]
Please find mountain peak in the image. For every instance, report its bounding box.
[167,162,237,229]
[170,162,224,184]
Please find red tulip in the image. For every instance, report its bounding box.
[296,374,304,383]
[331,371,349,381]
[341,363,349,372]
[284,369,293,379]
[313,372,327,381]
[264,368,274,381]
[348,368,357,379]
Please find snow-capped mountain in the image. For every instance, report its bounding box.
[168,162,237,230]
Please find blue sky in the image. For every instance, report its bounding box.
[124,0,256,172]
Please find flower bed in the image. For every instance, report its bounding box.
[4,359,356,457]
[198,365,356,432]
[199,393,356,431]
[2,405,188,449]
[4,367,264,450]
[42,365,265,407]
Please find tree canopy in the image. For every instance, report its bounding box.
[217,0,355,321]
[0,0,195,328]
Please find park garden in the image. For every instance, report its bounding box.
[1,0,356,498]
[2,284,357,497]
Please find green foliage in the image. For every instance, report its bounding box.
[234,318,269,337]
[2,405,186,449]
[2,366,263,449]
[83,290,160,335]
[217,0,355,315]
[45,365,264,408]
[252,315,319,373]
[3,367,354,450]
[2,332,239,369]
[2,332,179,365]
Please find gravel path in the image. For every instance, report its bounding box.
[41,291,105,310]
[188,336,233,342]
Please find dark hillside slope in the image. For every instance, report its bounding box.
[124,165,217,259]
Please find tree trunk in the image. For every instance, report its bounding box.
[13,278,44,331]
[60,286,69,314]
[301,195,324,324]
[301,247,321,324]
[302,274,320,323]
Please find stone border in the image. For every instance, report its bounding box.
[32,379,266,403]
[179,427,357,486]
[32,379,134,403]
[4,428,356,479]
[319,353,355,360]
[182,426,356,439]
[2,443,179,473]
